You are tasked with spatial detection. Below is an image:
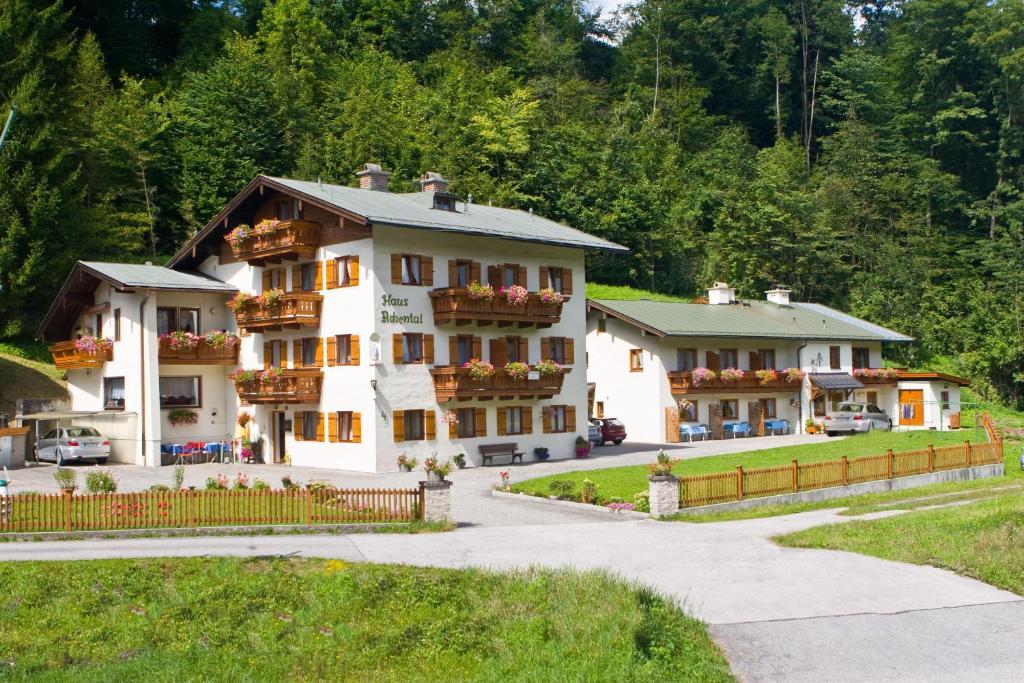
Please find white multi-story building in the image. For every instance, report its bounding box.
[37,166,626,470]
[587,283,968,442]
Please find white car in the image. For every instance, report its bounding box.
[823,402,892,436]
[36,426,110,465]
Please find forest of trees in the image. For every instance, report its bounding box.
[1,0,1022,405]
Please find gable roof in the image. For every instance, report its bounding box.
[587,298,913,342]
[37,261,235,340]
[168,175,627,268]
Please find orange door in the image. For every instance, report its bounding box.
[898,390,924,427]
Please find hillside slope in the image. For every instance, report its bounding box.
[0,351,67,418]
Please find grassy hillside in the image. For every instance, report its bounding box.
[585,283,692,302]
[0,345,67,417]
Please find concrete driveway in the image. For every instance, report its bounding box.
[4,433,1023,681]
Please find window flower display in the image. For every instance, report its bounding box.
[533,359,562,377]
[203,331,240,350]
[225,224,250,246]
[160,330,200,351]
[260,367,284,383]
[690,367,715,387]
[466,281,495,301]
[783,367,805,382]
[719,368,744,382]
[538,288,564,305]
[74,335,113,354]
[463,359,495,380]
[501,284,528,306]
[505,361,530,379]
[755,368,777,385]
[258,288,285,307]
[228,292,255,313]
[228,369,258,387]
[440,410,459,425]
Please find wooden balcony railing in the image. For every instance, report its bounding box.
[229,219,320,265]
[429,366,566,402]
[668,371,803,394]
[158,338,239,366]
[852,368,905,386]
[235,293,323,332]
[234,369,323,404]
[428,288,564,328]
[49,340,112,369]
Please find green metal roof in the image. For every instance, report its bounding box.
[588,298,913,342]
[80,262,237,292]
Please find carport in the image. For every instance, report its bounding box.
[17,410,139,465]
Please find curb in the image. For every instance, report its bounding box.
[0,522,428,542]
[490,489,651,519]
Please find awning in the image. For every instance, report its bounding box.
[809,373,864,391]
[18,411,137,420]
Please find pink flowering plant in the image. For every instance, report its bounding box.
[505,361,530,379]
[463,358,495,380]
[232,472,249,490]
[228,292,255,313]
[606,501,636,512]
[538,288,564,305]
[258,288,285,307]
[260,367,284,384]
[229,368,258,387]
[720,368,744,382]
[160,330,200,351]
[203,331,240,350]
[534,359,562,377]
[253,218,282,235]
[423,455,452,479]
[466,281,495,301]
[783,367,805,382]
[499,470,511,491]
[73,335,113,354]
[690,367,716,387]
[225,224,251,246]
[755,368,778,385]
[440,410,459,425]
[501,284,528,306]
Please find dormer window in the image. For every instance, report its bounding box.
[432,192,457,211]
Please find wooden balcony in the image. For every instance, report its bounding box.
[852,368,905,386]
[668,371,803,395]
[235,293,323,332]
[428,288,564,328]
[230,219,321,265]
[49,340,112,369]
[158,338,239,366]
[234,369,323,404]
[429,366,566,402]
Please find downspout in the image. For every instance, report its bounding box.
[139,290,151,465]
[796,341,808,434]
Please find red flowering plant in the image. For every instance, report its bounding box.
[160,330,200,351]
[73,335,113,354]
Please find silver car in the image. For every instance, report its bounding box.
[824,402,891,436]
[588,419,603,447]
[36,426,110,465]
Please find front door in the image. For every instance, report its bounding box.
[898,390,924,427]
[272,411,287,463]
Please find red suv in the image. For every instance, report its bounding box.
[591,418,627,445]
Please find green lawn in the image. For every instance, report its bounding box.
[777,490,1024,596]
[0,559,733,681]
[585,282,692,302]
[512,430,980,502]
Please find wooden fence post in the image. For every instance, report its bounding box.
[304,488,312,525]
[791,459,799,493]
[841,456,848,486]
[187,489,194,528]
[965,440,971,467]
[736,466,744,501]
[62,489,73,533]
[927,445,935,472]
[886,449,894,479]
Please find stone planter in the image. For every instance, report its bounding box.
[648,475,680,517]
[574,446,591,459]
[426,470,445,483]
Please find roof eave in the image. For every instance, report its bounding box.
[586,300,667,337]
[370,219,629,253]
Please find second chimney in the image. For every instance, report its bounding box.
[765,286,791,306]
[356,163,390,192]
[707,282,736,305]
[420,171,448,193]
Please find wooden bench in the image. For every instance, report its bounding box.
[478,442,524,466]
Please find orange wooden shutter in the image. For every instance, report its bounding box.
[351,412,362,442]
[328,412,339,442]
[497,408,507,436]
[516,265,527,287]
[749,351,762,372]
[291,265,302,292]
[393,333,404,363]
[326,259,338,289]
[391,254,402,284]
[706,351,720,372]
[423,334,435,364]
[315,338,324,367]
[317,413,325,441]
[448,413,458,438]
[312,262,322,290]
[347,255,359,285]
[262,270,271,291]
[487,265,500,286]
[540,337,551,361]
[263,341,272,369]
[565,338,575,364]
[517,338,528,364]
[470,261,481,284]
[293,412,304,441]
[449,337,458,366]
[562,268,573,295]
[475,408,487,437]
[542,408,552,433]
[292,340,302,368]
[471,336,482,360]
[539,266,549,289]
[489,339,506,366]
[350,335,360,365]
[566,406,577,431]
[523,407,533,434]
[421,256,434,286]
[393,410,405,442]
[425,410,436,439]
[448,260,457,287]
[326,336,337,367]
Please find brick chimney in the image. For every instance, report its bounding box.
[419,171,448,193]
[356,163,390,192]
[707,282,736,305]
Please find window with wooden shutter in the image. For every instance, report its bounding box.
[292,340,302,368]
[474,408,487,437]
[336,411,355,442]
[449,336,458,366]
[350,335,360,365]
[391,254,403,284]
[490,339,508,366]
[392,333,404,364]
[293,412,304,441]
[392,410,405,442]
[471,336,482,360]
[515,265,527,287]
[497,408,507,436]
[566,406,576,431]
[749,351,762,372]
[629,349,643,372]
[517,337,528,364]
[470,262,481,284]
[564,338,574,365]
[422,256,434,286]
[562,268,573,295]
[539,266,549,290]
[760,349,776,370]
[263,341,273,370]
[316,413,325,442]
[829,345,841,370]
[720,349,738,369]
[522,407,533,434]
[325,258,338,289]
[852,347,869,369]
[450,408,463,438]
[314,337,324,367]
[326,336,338,367]
[262,270,272,291]
[291,265,303,292]
[542,407,553,433]
[351,412,361,442]
[706,351,720,372]
[312,263,322,291]
[425,410,436,439]
[346,255,359,286]
[487,265,501,287]
[328,412,339,442]
[448,260,458,288]
[423,334,434,365]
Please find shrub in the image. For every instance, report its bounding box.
[648,450,678,477]
[281,475,298,489]
[53,468,77,491]
[581,479,598,504]
[149,484,171,492]
[306,480,332,492]
[634,491,650,513]
[453,453,466,469]
[253,478,270,491]
[171,465,185,491]
[549,479,576,499]
[85,467,118,493]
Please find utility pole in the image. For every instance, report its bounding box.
[0,107,17,151]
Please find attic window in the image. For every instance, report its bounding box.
[432,192,457,212]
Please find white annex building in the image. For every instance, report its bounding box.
[37,166,626,471]
[586,283,968,443]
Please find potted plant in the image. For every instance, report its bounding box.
[259,288,285,308]
[228,292,255,314]
[574,435,591,458]
[423,455,452,482]
[538,288,564,305]
[505,361,530,379]
[168,409,199,426]
[203,330,240,350]
[755,368,778,385]
[226,223,251,246]
[466,281,495,301]
[534,359,562,377]
[805,417,820,434]
[784,367,805,382]
[463,359,495,380]
[691,367,715,387]
[453,453,467,469]
[161,330,200,351]
[397,453,417,472]
[720,367,744,382]
[53,468,77,494]
[501,284,529,306]
[533,446,550,461]
[648,450,678,477]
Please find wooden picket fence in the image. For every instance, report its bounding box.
[680,413,1005,508]
[0,486,423,533]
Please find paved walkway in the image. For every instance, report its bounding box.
[5,434,1023,681]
